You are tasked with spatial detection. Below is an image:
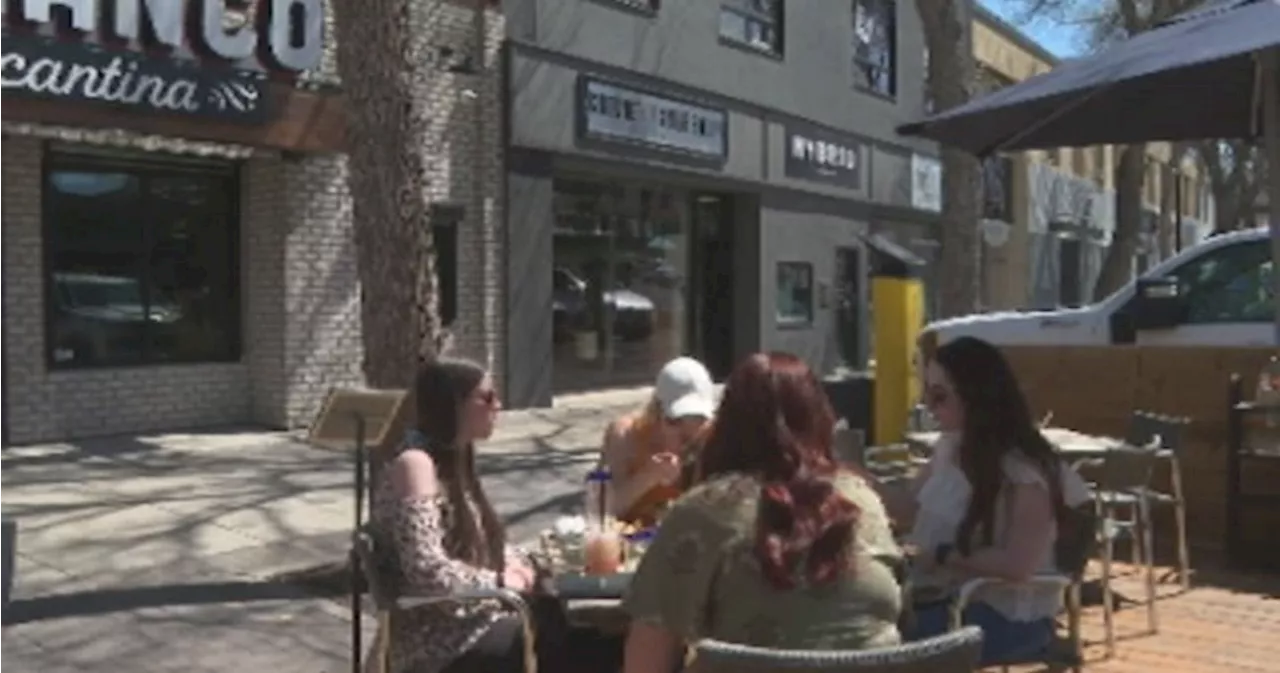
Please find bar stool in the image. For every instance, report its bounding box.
[1125,411,1192,590]
[1088,446,1162,654]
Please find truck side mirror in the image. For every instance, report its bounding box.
[1131,277,1185,330]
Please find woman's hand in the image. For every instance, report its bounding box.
[639,452,682,489]
[502,559,537,592]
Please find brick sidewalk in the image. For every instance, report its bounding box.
[1008,563,1280,673]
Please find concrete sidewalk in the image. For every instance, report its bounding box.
[1,389,647,673]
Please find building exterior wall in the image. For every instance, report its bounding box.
[0,0,506,443]
[758,194,869,374]
[428,3,508,380]
[506,0,932,153]
[502,1,939,405]
[972,7,1213,311]
[2,135,253,442]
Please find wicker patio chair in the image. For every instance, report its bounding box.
[947,504,1099,673]
[689,626,983,673]
[352,526,538,673]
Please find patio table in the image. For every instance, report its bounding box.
[542,572,632,634]
[905,427,1126,457]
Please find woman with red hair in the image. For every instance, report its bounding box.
[620,352,904,673]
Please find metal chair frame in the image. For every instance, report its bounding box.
[691,626,983,673]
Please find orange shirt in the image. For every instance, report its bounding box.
[619,419,712,526]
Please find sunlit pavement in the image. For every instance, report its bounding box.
[2,390,646,672]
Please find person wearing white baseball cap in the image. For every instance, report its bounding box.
[600,356,718,525]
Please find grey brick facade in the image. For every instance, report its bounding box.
[0,2,506,444]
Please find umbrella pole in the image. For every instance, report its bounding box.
[1265,48,1280,345]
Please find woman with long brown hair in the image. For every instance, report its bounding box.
[374,358,568,673]
[904,336,1091,665]
[621,352,903,673]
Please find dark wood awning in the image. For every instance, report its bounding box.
[2,80,346,153]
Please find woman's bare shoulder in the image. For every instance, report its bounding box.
[605,413,640,438]
[387,449,440,499]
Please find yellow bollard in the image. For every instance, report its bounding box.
[871,258,924,446]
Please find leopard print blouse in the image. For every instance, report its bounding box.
[372,463,518,673]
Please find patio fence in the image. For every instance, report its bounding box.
[1000,345,1280,558]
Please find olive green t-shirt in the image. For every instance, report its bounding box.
[622,470,903,650]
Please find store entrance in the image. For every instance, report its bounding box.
[688,193,736,380]
[835,246,863,368]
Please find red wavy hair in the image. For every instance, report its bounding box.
[699,352,860,589]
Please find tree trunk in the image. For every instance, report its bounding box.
[1093,144,1145,301]
[333,0,443,389]
[916,0,982,318]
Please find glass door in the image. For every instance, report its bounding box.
[688,193,736,380]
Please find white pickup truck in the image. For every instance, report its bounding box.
[925,227,1275,347]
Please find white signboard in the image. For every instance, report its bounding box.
[911,154,942,213]
[580,77,727,160]
[8,0,325,73]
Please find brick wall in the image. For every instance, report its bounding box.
[0,2,508,444]
[245,0,508,429]
[1,136,251,443]
[412,1,507,379]
[243,154,364,429]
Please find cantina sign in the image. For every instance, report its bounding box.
[6,0,325,72]
[2,33,271,122]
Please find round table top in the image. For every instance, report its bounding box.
[904,427,1123,455]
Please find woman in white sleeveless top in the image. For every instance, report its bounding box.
[902,337,1091,664]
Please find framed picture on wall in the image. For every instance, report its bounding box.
[776,261,815,327]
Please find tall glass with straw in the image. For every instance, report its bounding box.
[583,467,622,575]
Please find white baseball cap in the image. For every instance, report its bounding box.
[654,357,717,420]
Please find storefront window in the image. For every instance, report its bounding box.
[44,151,241,368]
[776,261,814,326]
[552,178,690,393]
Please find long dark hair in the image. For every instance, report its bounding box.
[414,358,505,571]
[700,352,859,589]
[932,337,1066,554]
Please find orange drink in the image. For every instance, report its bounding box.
[583,531,623,575]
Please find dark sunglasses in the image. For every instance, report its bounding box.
[925,386,950,408]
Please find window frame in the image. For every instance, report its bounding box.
[718,0,785,58]
[429,204,462,327]
[775,260,815,328]
[41,146,243,370]
[852,0,898,99]
[591,0,659,16]
[980,155,1014,222]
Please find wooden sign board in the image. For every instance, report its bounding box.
[308,387,410,452]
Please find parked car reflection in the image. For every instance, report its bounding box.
[51,272,182,365]
[552,266,655,342]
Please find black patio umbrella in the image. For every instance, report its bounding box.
[898,0,1280,341]
[898,0,1279,154]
